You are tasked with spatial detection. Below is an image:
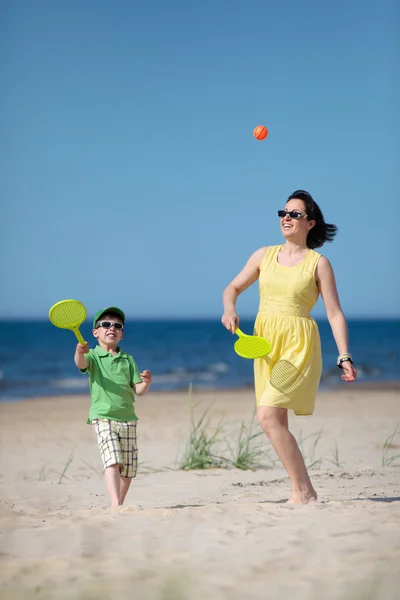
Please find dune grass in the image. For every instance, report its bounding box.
[297,427,324,469]
[57,446,75,484]
[179,384,227,470]
[179,385,276,471]
[225,409,276,470]
[327,440,342,467]
[381,423,400,467]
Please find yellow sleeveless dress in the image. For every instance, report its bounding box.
[254,245,322,415]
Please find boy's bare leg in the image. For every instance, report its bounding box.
[104,464,122,506]
[120,477,132,504]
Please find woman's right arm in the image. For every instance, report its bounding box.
[221,247,267,333]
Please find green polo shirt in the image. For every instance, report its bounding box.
[80,345,142,423]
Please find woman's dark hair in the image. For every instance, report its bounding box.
[287,190,337,249]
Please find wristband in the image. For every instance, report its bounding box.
[337,353,353,369]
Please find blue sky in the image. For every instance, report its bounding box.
[1,0,399,319]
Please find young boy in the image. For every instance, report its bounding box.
[74,306,152,507]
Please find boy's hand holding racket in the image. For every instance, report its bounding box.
[76,342,90,354]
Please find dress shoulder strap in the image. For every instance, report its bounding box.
[304,249,322,275]
[259,246,279,271]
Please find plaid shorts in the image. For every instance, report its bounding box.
[91,419,138,478]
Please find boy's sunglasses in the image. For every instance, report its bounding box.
[96,321,124,330]
[277,210,307,219]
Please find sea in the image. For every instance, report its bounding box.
[0,318,399,402]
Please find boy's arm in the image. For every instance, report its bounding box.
[130,357,152,396]
[133,370,152,396]
[74,343,90,370]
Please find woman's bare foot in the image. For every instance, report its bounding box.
[287,487,317,504]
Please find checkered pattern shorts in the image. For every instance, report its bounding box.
[91,419,138,478]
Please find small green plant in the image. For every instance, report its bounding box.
[227,421,264,470]
[81,459,102,477]
[381,424,400,467]
[225,410,275,470]
[38,465,51,481]
[138,461,167,474]
[327,440,341,467]
[297,427,324,469]
[179,384,226,470]
[57,446,75,484]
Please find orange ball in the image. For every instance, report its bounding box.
[253,125,268,140]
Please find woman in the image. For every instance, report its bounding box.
[221,190,357,504]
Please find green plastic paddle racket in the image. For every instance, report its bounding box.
[49,299,87,344]
[234,327,272,359]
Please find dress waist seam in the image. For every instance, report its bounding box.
[257,311,314,319]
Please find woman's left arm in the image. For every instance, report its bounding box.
[316,256,357,382]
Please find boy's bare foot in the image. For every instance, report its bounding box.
[126,504,142,512]
[110,503,143,514]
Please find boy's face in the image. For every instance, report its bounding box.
[92,313,124,346]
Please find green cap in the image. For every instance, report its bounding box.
[93,307,126,329]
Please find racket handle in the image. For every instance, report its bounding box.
[235,327,244,337]
[73,328,86,345]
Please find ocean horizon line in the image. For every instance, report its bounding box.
[0,315,399,322]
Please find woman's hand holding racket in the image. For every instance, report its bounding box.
[222,309,271,360]
[221,309,239,334]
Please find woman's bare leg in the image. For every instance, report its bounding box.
[257,406,316,504]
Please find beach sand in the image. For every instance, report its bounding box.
[1,387,400,599]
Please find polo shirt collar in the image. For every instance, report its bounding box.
[94,345,123,357]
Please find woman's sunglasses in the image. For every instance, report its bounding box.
[277,210,307,219]
[96,321,124,330]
